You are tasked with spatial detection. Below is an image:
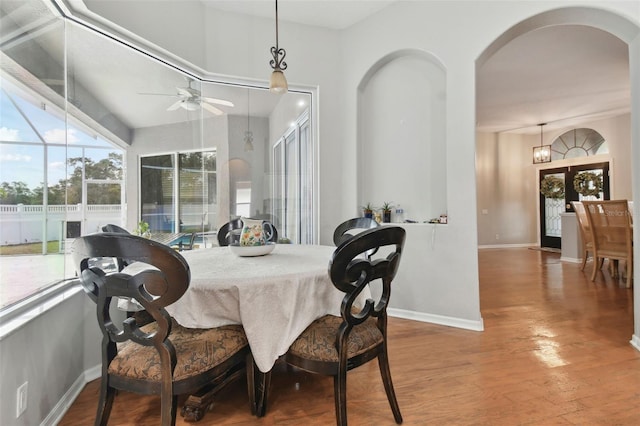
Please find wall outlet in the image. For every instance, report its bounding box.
[16,381,27,418]
[495,234,500,240]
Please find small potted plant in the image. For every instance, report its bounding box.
[381,202,393,223]
[362,203,374,219]
[133,220,151,238]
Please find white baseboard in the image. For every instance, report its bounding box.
[40,372,87,426]
[388,308,484,331]
[478,243,534,250]
[560,256,582,263]
[41,365,101,426]
[631,334,640,352]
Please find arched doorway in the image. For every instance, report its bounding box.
[475,6,640,349]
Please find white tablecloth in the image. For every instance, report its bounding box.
[165,244,363,373]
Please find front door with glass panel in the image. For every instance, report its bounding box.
[539,162,609,249]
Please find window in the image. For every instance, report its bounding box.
[273,110,313,243]
[140,150,216,235]
[551,128,608,161]
[1,0,317,311]
[0,76,124,310]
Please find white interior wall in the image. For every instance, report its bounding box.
[85,0,207,68]
[476,131,536,246]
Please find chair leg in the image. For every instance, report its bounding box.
[626,259,633,289]
[580,249,588,271]
[333,368,348,426]
[377,348,403,424]
[590,257,600,282]
[610,260,619,278]
[159,389,177,426]
[95,380,116,426]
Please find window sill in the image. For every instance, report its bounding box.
[0,279,82,341]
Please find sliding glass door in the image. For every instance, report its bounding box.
[272,110,312,243]
[140,150,216,235]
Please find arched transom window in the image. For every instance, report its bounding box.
[551,128,608,161]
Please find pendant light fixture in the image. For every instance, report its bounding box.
[244,89,254,152]
[532,123,551,164]
[269,0,288,94]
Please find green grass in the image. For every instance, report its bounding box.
[0,241,61,255]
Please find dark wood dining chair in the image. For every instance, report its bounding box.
[72,232,253,425]
[217,218,278,246]
[332,217,380,259]
[284,226,406,426]
[101,223,130,234]
[583,200,633,288]
[100,224,132,271]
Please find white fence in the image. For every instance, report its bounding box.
[0,204,122,246]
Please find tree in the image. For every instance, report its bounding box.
[0,152,123,205]
[0,181,36,204]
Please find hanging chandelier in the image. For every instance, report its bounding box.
[533,123,551,164]
[269,0,288,94]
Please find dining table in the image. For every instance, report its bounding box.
[164,243,371,417]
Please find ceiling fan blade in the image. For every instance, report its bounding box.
[201,102,224,115]
[177,87,199,97]
[201,97,234,107]
[167,100,183,111]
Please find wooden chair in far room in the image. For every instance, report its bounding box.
[571,201,597,271]
[583,200,634,288]
[217,218,278,246]
[283,226,406,426]
[72,232,253,425]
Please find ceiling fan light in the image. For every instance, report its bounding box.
[270,70,288,94]
[182,99,199,111]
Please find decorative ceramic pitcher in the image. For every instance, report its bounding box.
[239,217,274,246]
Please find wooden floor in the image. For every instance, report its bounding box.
[59,248,639,425]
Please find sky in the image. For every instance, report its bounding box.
[0,80,119,191]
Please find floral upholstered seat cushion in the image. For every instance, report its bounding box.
[108,322,248,381]
[288,315,383,362]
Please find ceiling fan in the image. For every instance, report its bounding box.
[139,79,234,115]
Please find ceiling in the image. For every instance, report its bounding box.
[1,0,631,137]
[199,1,631,135]
[199,0,398,30]
[476,24,629,135]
